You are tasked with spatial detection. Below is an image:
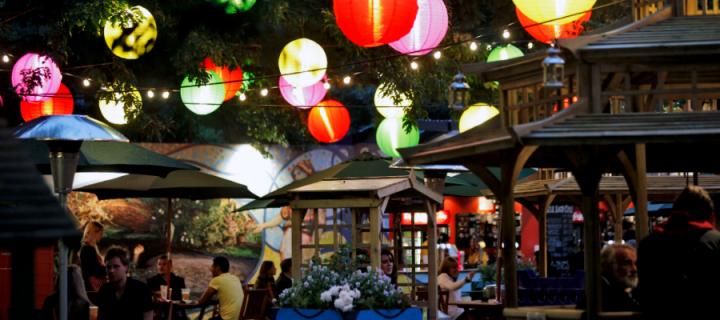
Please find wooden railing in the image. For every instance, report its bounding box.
[634,0,720,19]
[633,0,669,20]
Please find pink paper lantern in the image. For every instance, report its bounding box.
[11,53,62,102]
[388,0,449,56]
[278,75,328,109]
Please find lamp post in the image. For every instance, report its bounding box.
[542,44,565,89]
[448,72,471,111]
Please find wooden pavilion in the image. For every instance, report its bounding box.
[400,1,720,319]
[287,172,444,319]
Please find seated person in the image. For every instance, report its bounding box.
[275,258,293,296]
[438,257,475,320]
[195,257,244,320]
[146,255,187,320]
[41,265,91,320]
[96,247,153,320]
[255,261,278,298]
[577,244,639,311]
[381,249,397,286]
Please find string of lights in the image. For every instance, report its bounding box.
[2,0,626,105]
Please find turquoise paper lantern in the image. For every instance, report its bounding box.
[487,44,524,62]
[376,118,420,158]
[180,71,226,115]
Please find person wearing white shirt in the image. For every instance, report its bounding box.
[437,257,475,320]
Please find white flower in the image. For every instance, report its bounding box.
[303,281,309,288]
[320,291,334,302]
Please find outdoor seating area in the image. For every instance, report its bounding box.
[3,1,720,320]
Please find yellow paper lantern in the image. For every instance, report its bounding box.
[458,103,499,133]
[99,83,142,125]
[513,0,596,25]
[278,38,327,88]
[373,82,412,119]
[103,6,158,60]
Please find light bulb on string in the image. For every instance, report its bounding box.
[161,91,170,99]
[323,82,331,90]
[433,51,442,60]
[528,42,534,49]
[260,88,269,97]
[410,61,419,70]
[470,42,478,51]
[147,90,155,99]
[82,79,91,87]
[343,76,351,85]
[1,55,9,63]
[502,29,510,39]
[239,92,247,101]
[486,44,493,51]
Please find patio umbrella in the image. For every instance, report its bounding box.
[76,170,259,255]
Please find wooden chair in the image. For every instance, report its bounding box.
[415,286,449,314]
[240,288,270,320]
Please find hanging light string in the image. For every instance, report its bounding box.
[5,0,626,101]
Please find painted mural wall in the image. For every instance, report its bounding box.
[67,143,382,296]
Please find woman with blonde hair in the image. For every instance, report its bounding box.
[438,257,475,320]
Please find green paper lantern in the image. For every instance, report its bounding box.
[213,0,256,14]
[376,117,420,158]
[487,44,524,62]
[459,103,499,133]
[180,71,226,115]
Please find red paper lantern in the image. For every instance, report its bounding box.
[20,83,74,122]
[308,100,351,143]
[202,57,243,101]
[517,8,591,44]
[334,0,419,47]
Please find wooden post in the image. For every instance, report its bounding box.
[635,144,649,241]
[538,194,556,277]
[425,200,438,320]
[291,207,303,280]
[581,190,602,320]
[499,168,518,307]
[351,209,358,261]
[369,205,382,270]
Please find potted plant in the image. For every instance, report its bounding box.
[276,247,421,320]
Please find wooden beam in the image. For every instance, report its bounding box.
[643,71,667,112]
[291,207,304,280]
[635,144,649,240]
[425,199,438,320]
[369,205,382,270]
[592,64,603,113]
[463,161,502,196]
[538,194,556,277]
[290,198,382,209]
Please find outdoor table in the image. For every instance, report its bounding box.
[153,300,217,320]
[449,300,504,319]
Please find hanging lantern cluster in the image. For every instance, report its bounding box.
[99,82,143,125]
[307,100,351,143]
[20,83,74,122]
[279,75,328,109]
[376,117,420,158]
[103,6,158,60]
[278,38,328,88]
[334,0,419,48]
[458,103,499,133]
[202,58,243,101]
[180,71,226,115]
[514,0,596,44]
[373,83,412,119]
[11,53,62,103]
[388,0,449,56]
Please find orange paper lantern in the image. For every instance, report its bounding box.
[20,83,74,122]
[308,100,351,143]
[202,58,243,101]
[334,0,419,47]
[517,8,591,44]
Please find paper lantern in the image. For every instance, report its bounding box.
[308,100,350,143]
[459,103,500,133]
[376,117,420,158]
[517,8,591,44]
[203,58,243,101]
[11,53,62,103]
[212,0,256,14]
[180,71,226,115]
[513,0,596,25]
[103,6,158,60]
[279,75,327,108]
[20,83,74,122]
[487,44,525,62]
[334,0,419,47]
[388,0,448,56]
[99,82,142,125]
[278,38,327,87]
[373,83,412,119]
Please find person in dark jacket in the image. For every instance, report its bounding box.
[255,260,278,298]
[637,185,720,319]
[275,258,293,296]
[146,255,187,320]
[599,244,639,311]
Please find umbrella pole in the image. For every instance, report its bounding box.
[166,198,172,303]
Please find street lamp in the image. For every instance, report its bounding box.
[542,45,565,89]
[448,72,471,111]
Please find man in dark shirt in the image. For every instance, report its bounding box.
[147,255,187,320]
[96,247,153,320]
[599,244,639,311]
[275,258,293,296]
[638,185,720,319]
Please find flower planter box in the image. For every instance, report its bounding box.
[274,308,343,320]
[343,307,423,320]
